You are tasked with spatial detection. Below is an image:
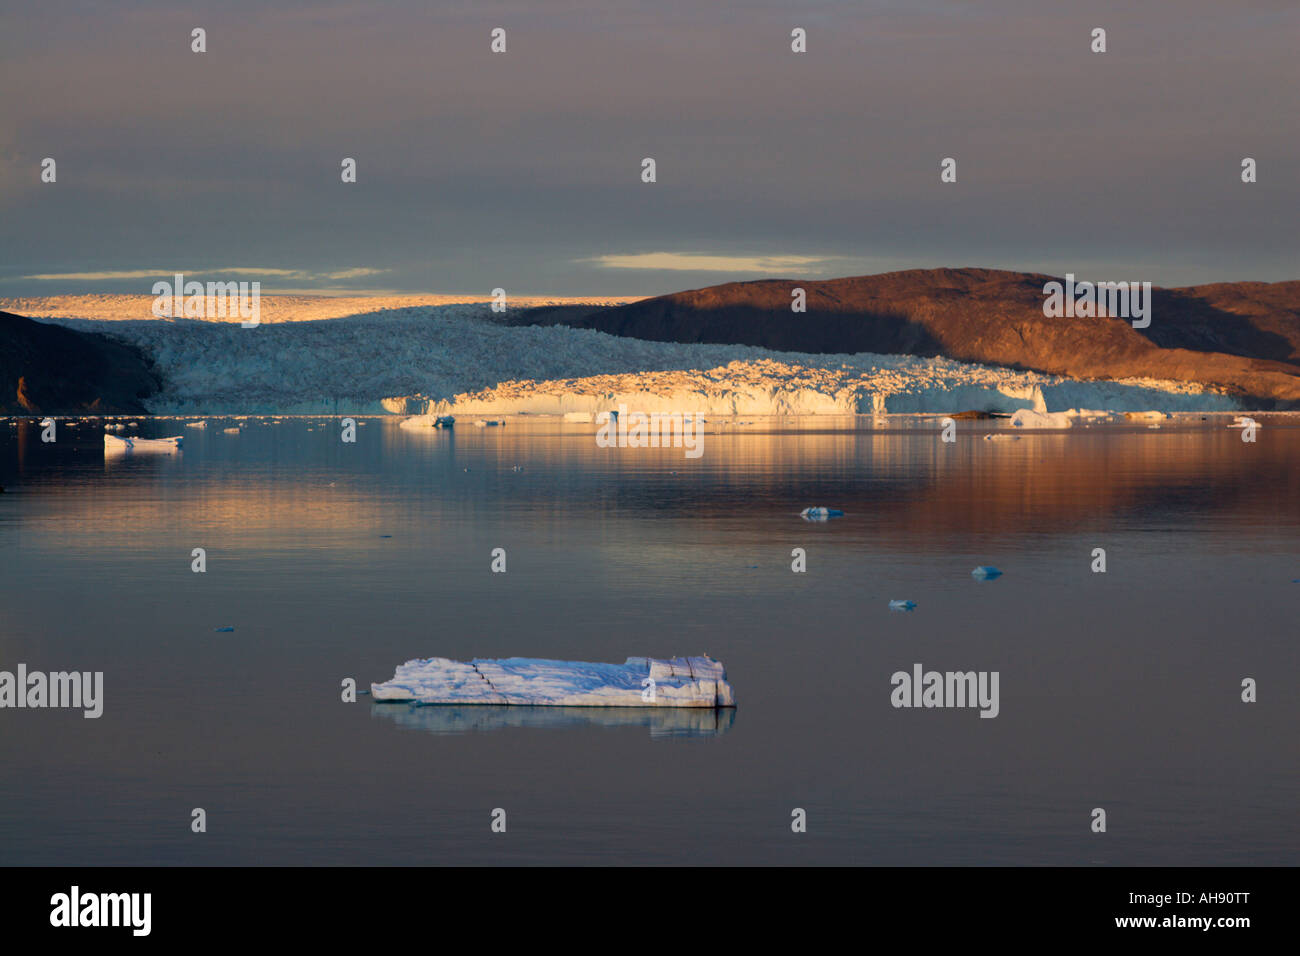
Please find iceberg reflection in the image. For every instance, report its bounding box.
[371,702,735,738]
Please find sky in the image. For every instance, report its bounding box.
[1,0,1297,297]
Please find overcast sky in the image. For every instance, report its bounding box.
[1,0,1296,297]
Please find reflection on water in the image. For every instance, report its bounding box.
[1,415,1298,865]
[372,701,736,737]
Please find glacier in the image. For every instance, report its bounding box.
[371,655,736,708]
[23,299,1244,416]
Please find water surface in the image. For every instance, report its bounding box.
[1,416,1297,864]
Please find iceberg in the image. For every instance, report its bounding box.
[1010,408,1074,429]
[889,600,917,611]
[371,655,736,708]
[971,566,1003,580]
[1124,410,1169,422]
[103,434,182,453]
[801,506,845,520]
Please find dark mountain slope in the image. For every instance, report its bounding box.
[516,269,1300,407]
[0,311,161,415]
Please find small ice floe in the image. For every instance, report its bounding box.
[889,600,917,611]
[474,419,505,427]
[1010,409,1073,429]
[1229,416,1260,429]
[185,420,207,429]
[1147,423,1162,429]
[971,566,1003,580]
[433,415,454,428]
[563,411,593,423]
[104,423,126,431]
[371,655,735,707]
[213,625,235,633]
[801,506,844,521]
[982,433,1021,442]
[1124,410,1169,423]
[223,427,240,434]
[104,434,182,453]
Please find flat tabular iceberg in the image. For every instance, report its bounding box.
[372,655,736,707]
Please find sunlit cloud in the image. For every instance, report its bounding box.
[15,267,390,282]
[584,253,834,273]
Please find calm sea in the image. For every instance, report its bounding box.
[1,416,1297,864]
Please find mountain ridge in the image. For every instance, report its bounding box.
[516,268,1300,407]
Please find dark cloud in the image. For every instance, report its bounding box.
[2,0,1295,296]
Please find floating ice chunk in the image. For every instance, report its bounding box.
[223,427,240,434]
[889,600,917,611]
[104,434,182,453]
[1010,409,1073,429]
[801,506,844,520]
[371,655,736,707]
[563,411,593,423]
[474,419,504,427]
[1074,409,1120,422]
[1230,416,1260,429]
[982,433,1021,441]
[185,420,207,429]
[214,625,235,632]
[1125,410,1169,422]
[971,566,1003,580]
[399,414,455,429]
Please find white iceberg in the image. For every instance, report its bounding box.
[371,655,736,708]
[104,434,182,453]
[889,600,917,611]
[1010,408,1074,429]
[971,566,1003,580]
[801,506,845,520]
